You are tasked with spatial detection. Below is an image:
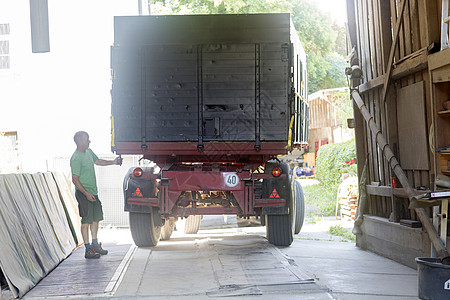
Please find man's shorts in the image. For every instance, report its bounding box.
[75,190,104,224]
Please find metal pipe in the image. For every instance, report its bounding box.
[351,90,450,259]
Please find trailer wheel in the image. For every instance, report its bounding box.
[129,211,161,247]
[184,215,202,234]
[161,218,176,240]
[294,180,305,234]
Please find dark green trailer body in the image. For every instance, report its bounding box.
[111,14,308,155]
[111,14,308,247]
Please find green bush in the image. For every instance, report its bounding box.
[302,182,338,216]
[315,139,357,186]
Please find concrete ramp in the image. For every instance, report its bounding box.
[23,244,134,299]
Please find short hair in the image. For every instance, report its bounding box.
[73,131,88,145]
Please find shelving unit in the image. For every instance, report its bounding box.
[430,50,450,253]
[434,80,450,178]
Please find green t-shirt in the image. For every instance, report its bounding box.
[70,148,99,195]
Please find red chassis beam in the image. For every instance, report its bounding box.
[127,198,286,216]
[127,168,287,216]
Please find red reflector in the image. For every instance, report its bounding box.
[269,188,280,198]
[133,188,143,197]
[133,168,143,177]
[272,167,281,177]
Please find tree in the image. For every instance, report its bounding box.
[150,0,347,94]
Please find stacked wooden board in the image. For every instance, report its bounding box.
[0,173,80,298]
[339,195,359,221]
[337,176,359,221]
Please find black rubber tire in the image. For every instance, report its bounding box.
[265,214,294,246]
[129,211,161,247]
[184,215,202,234]
[160,218,176,240]
[294,180,305,234]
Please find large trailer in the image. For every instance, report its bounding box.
[111,13,309,246]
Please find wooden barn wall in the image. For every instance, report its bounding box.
[348,0,442,221]
[309,98,336,129]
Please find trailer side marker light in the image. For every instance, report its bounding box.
[133,188,143,197]
[272,168,281,177]
[133,168,143,177]
[269,189,280,198]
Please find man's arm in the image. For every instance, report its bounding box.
[72,174,96,202]
[95,157,122,166]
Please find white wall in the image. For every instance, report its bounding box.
[0,0,137,173]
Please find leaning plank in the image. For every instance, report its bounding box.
[52,172,82,246]
[0,175,44,298]
[33,173,76,257]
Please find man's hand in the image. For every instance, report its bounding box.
[85,192,96,202]
[114,156,123,166]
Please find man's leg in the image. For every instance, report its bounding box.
[90,221,108,255]
[90,221,99,240]
[81,223,90,244]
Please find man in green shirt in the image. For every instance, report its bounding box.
[70,131,122,259]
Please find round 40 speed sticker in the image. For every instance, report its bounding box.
[223,172,239,187]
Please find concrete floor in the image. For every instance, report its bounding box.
[20,215,419,300]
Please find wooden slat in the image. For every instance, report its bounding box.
[369,90,378,184]
[362,0,373,81]
[355,0,365,80]
[381,0,408,104]
[368,0,378,77]
[379,88,390,187]
[375,90,383,184]
[379,0,392,72]
[398,0,406,58]
[346,0,358,48]
[423,69,434,190]
[403,0,412,56]
[410,0,421,51]
[390,0,400,62]
[373,0,383,76]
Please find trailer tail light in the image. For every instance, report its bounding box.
[133,168,143,177]
[272,167,281,177]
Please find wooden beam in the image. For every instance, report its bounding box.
[391,51,428,80]
[366,184,430,198]
[358,49,428,93]
[381,0,408,103]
